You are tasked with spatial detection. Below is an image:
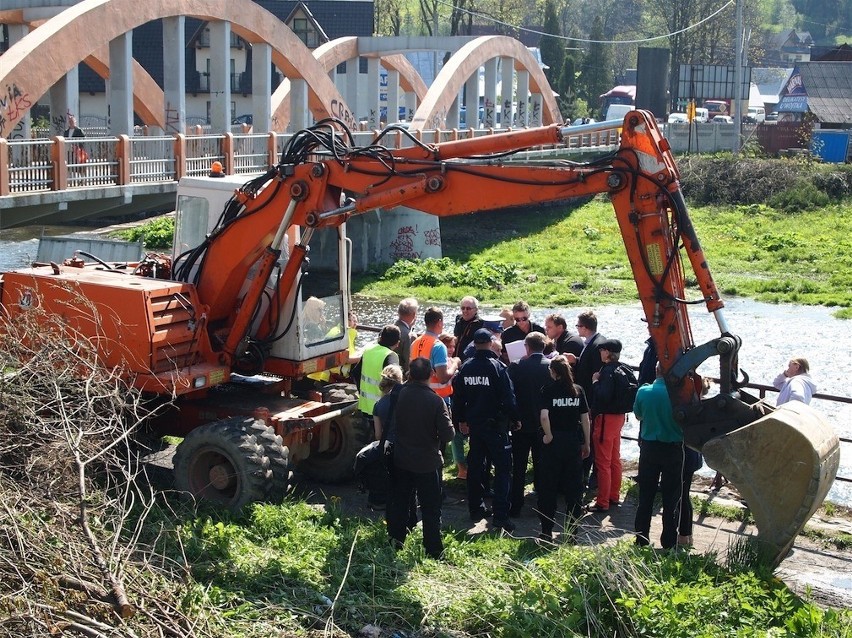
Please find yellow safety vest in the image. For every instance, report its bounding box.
[358,343,393,415]
[308,326,357,382]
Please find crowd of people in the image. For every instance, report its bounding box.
[349,296,817,558]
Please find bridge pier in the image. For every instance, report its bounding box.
[163,17,186,135]
[49,66,80,137]
[252,43,273,133]
[208,21,233,133]
[109,32,134,135]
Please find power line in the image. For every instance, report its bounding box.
[434,0,735,45]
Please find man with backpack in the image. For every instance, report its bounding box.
[588,338,638,512]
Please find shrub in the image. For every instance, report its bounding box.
[678,157,852,207]
[769,181,831,212]
[381,257,518,289]
[114,215,175,249]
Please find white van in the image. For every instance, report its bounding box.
[605,104,633,122]
[745,106,766,123]
[694,107,709,123]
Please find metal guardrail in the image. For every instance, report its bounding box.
[0,124,621,197]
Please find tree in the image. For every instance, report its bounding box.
[419,0,440,36]
[450,0,474,36]
[540,0,565,90]
[375,0,404,36]
[579,15,613,117]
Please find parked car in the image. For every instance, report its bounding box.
[232,114,253,126]
[667,112,689,123]
[712,115,733,124]
[570,117,597,126]
[765,111,780,122]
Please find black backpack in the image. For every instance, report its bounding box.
[611,363,640,414]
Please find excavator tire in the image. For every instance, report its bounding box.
[240,418,290,503]
[702,401,840,568]
[173,419,272,511]
[297,383,368,484]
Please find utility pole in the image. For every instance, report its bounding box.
[732,0,744,155]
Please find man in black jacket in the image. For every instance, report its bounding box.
[544,313,584,358]
[567,310,605,490]
[386,357,454,559]
[454,296,484,359]
[453,329,520,532]
[500,301,545,364]
[507,331,551,516]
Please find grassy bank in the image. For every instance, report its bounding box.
[126,497,852,637]
[353,197,852,318]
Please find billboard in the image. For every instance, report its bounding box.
[678,64,751,100]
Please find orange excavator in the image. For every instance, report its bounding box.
[0,111,838,566]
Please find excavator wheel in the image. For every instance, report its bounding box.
[173,419,272,511]
[240,418,290,503]
[297,383,369,483]
[702,401,840,568]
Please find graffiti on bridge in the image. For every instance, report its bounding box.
[389,224,422,260]
[1,83,33,138]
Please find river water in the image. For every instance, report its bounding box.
[1,229,850,505]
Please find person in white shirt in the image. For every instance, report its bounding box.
[773,357,817,405]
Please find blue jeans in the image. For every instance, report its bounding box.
[467,423,512,519]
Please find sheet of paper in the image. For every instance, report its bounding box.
[505,340,526,363]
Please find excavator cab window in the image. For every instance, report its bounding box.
[173,194,209,261]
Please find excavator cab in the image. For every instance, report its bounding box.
[173,174,351,375]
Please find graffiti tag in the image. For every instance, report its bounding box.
[389,224,421,261]
[424,227,440,246]
[0,83,32,137]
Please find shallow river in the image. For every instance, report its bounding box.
[1,230,850,505]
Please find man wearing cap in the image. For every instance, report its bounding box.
[454,296,484,359]
[588,337,627,512]
[453,328,520,532]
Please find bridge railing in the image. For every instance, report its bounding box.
[0,124,622,196]
[129,136,177,183]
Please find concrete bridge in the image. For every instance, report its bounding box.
[0,0,579,227]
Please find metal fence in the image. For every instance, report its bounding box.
[67,137,119,188]
[185,135,225,177]
[6,139,53,192]
[129,136,177,183]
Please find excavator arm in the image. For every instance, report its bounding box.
[182,111,838,564]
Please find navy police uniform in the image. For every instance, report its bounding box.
[452,332,519,523]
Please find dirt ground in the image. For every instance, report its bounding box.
[146,448,852,610]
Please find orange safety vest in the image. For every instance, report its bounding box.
[410,332,453,397]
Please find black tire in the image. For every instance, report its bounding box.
[173,419,271,511]
[297,383,368,483]
[241,418,290,502]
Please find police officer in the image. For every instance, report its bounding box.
[453,328,520,532]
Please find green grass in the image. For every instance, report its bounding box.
[139,495,852,637]
[354,197,852,317]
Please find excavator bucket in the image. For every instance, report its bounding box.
[701,402,840,568]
